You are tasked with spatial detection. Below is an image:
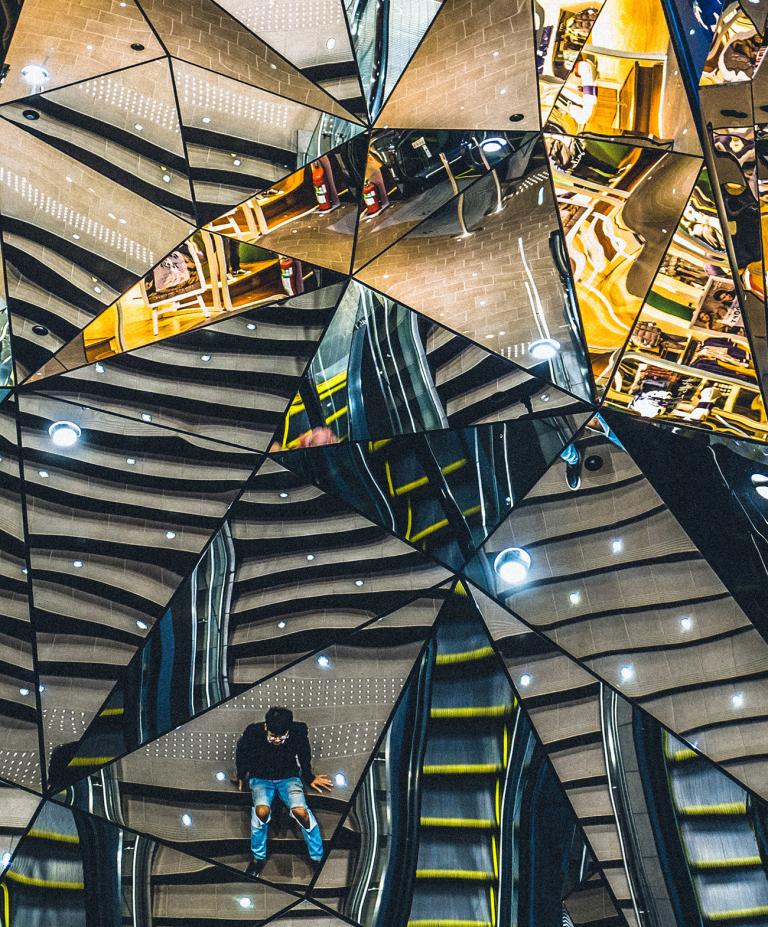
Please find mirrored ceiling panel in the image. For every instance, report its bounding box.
[0,59,195,224]
[16,394,260,773]
[345,0,444,121]
[172,59,365,224]
[375,0,539,130]
[26,230,345,380]
[357,136,594,401]
[463,421,768,800]
[23,284,345,450]
[546,133,701,390]
[603,167,768,440]
[276,280,592,450]
[0,0,164,104]
[214,0,365,118]
[138,0,359,123]
[545,0,700,155]
[354,129,535,271]
[0,396,42,792]
[275,414,589,573]
[701,0,765,85]
[209,133,369,276]
[56,603,441,889]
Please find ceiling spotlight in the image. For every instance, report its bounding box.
[732,692,745,708]
[48,421,81,448]
[162,173,171,183]
[306,554,315,561]
[493,547,531,585]
[136,619,148,630]
[22,109,39,120]
[751,473,768,483]
[480,137,505,154]
[529,338,560,361]
[519,672,532,688]
[181,814,192,827]
[130,42,145,50]
[354,579,364,587]
[126,457,136,465]
[201,116,211,124]
[238,898,253,910]
[611,539,623,554]
[21,64,49,85]
[316,655,331,669]
[215,771,226,781]
[72,233,81,240]
[277,620,286,629]
[72,560,83,568]
[38,470,49,479]
[756,486,768,501]
[326,37,336,49]
[232,158,242,166]
[246,322,256,331]
[95,363,105,374]
[619,664,635,683]
[680,616,693,632]
[200,354,211,362]
[18,687,29,697]
[165,530,176,540]
[334,772,347,787]
[141,413,152,422]
[1,852,11,868]
[134,123,143,131]
[279,492,289,499]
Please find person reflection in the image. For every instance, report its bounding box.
[236,706,333,878]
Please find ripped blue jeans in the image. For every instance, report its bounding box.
[249,776,323,861]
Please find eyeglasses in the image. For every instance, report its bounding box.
[266,730,289,744]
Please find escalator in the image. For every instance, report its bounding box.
[663,733,768,924]
[407,587,512,927]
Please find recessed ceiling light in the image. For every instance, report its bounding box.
[316,655,331,669]
[165,530,176,540]
[520,672,532,687]
[38,470,49,479]
[611,539,623,554]
[732,692,745,708]
[306,554,315,561]
[21,64,49,85]
[354,579,364,587]
[756,486,768,501]
[232,158,242,166]
[334,772,346,786]
[162,173,171,183]
[18,687,29,696]
[246,322,256,331]
[134,123,143,131]
[130,42,145,51]
[136,619,148,630]
[680,616,693,631]
[569,591,581,606]
[529,338,560,361]
[126,457,136,465]
[72,233,81,240]
[181,814,192,827]
[238,898,253,910]
[216,771,226,781]
[201,116,211,124]
[493,547,531,584]
[201,354,211,362]
[22,109,39,120]
[279,491,289,499]
[48,421,81,448]
[277,620,286,629]
[326,37,336,49]
[72,560,83,568]
[751,473,768,483]
[619,664,635,683]
[141,413,152,422]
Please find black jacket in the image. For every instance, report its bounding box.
[236,722,315,785]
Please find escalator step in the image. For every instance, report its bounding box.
[422,763,501,775]
[430,705,511,720]
[27,828,80,845]
[419,817,495,829]
[5,870,84,891]
[691,856,762,869]
[99,707,124,717]
[705,905,768,921]
[677,802,747,816]
[435,646,495,666]
[415,869,495,881]
[406,921,492,927]
[409,505,481,544]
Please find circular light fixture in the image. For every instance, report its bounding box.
[585,454,603,472]
[201,354,211,362]
[18,687,29,697]
[619,664,635,683]
[162,173,171,183]
[316,655,331,669]
[238,898,253,910]
[277,620,286,629]
[279,492,289,499]
[680,616,693,631]
[354,579,364,587]
[732,692,745,708]
[751,473,768,483]
[201,116,211,124]
[529,338,560,361]
[141,413,152,422]
[72,560,83,568]
[334,772,347,787]
[756,486,768,501]
[246,323,256,331]
[126,457,136,465]
[21,64,49,85]
[48,421,81,448]
[165,530,176,540]
[136,619,148,630]
[32,325,49,337]
[181,814,192,827]
[306,554,315,561]
[326,37,336,49]
[130,42,145,50]
[519,672,532,687]
[215,771,226,781]
[480,137,505,154]
[95,363,105,374]
[509,112,525,122]
[494,547,531,585]
[38,470,49,479]
[22,109,39,120]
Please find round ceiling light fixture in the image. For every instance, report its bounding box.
[48,421,81,448]
[493,547,531,585]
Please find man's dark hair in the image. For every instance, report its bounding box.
[265,706,293,735]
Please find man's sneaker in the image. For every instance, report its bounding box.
[566,450,582,491]
[245,858,265,878]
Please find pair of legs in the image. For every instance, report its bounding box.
[249,776,323,862]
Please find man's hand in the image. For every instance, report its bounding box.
[236,779,245,791]
[310,774,334,794]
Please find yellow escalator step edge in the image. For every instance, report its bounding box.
[415,869,494,881]
[419,817,494,829]
[422,763,501,775]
